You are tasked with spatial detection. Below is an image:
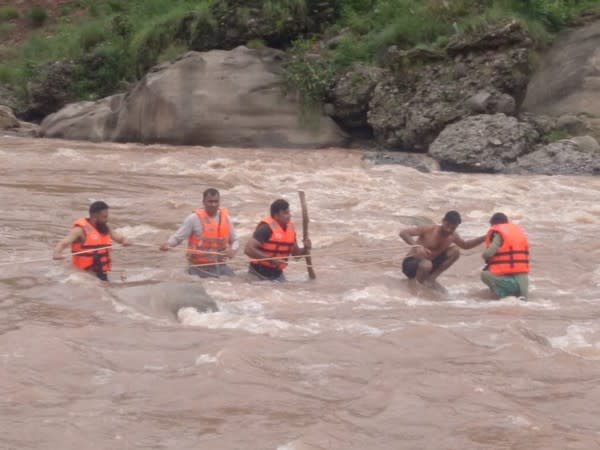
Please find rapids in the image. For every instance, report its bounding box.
[1,136,600,449]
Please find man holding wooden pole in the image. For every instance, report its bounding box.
[245,198,313,281]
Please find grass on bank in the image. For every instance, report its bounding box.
[0,0,599,106]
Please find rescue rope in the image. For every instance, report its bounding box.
[0,242,482,268]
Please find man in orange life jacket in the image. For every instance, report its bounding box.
[481,212,529,299]
[159,188,239,278]
[245,199,311,281]
[53,201,130,281]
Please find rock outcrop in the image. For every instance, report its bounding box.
[366,21,531,151]
[40,47,347,148]
[0,106,39,136]
[428,113,539,172]
[513,138,600,175]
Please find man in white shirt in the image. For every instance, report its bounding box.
[160,188,239,278]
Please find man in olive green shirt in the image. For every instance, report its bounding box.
[481,213,529,300]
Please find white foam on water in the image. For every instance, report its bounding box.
[54,147,86,160]
[195,354,218,365]
[409,318,484,330]
[91,368,115,386]
[277,440,318,450]
[115,224,161,239]
[342,286,396,305]
[548,323,600,360]
[143,365,168,371]
[117,268,164,283]
[177,307,310,337]
[509,415,532,427]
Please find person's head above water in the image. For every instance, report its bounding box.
[489,212,509,225]
[440,210,461,236]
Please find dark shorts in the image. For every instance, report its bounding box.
[248,263,285,281]
[402,251,447,279]
[89,270,108,281]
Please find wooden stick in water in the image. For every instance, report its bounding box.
[298,191,316,280]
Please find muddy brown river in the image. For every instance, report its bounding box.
[1,136,600,449]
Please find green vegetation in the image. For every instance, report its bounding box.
[0,0,598,108]
[545,128,571,143]
[0,22,16,40]
[287,0,600,105]
[0,5,19,21]
[28,6,49,28]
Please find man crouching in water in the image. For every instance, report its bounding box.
[398,210,485,286]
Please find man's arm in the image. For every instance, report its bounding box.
[244,236,268,260]
[225,215,240,258]
[53,227,84,259]
[160,214,196,251]
[454,233,486,250]
[244,223,275,261]
[399,225,431,257]
[398,225,423,246]
[111,228,131,246]
[482,233,502,261]
[290,237,311,256]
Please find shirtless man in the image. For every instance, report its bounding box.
[398,210,485,284]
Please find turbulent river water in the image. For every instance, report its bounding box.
[1,136,600,449]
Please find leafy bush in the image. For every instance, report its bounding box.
[0,63,19,85]
[0,22,16,39]
[282,39,336,107]
[79,22,109,51]
[28,6,48,28]
[0,5,19,21]
[130,5,214,77]
[72,44,131,99]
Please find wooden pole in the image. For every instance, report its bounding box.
[298,191,316,280]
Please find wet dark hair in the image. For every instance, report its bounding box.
[89,201,109,215]
[270,199,289,216]
[443,210,461,225]
[203,188,220,199]
[490,212,509,225]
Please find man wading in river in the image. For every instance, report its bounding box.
[53,201,130,281]
[398,210,485,286]
[160,188,239,278]
[245,199,311,281]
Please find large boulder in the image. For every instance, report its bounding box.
[40,94,125,142]
[0,105,19,129]
[428,113,539,172]
[41,47,347,148]
[0,105,39,136]
[512,138,600,175]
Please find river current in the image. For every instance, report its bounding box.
[1,136,600,449]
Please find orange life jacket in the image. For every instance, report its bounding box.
[187,208,231,264]
[254,216,296,270]
[484,222,529,274]
[71,218,112,272]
